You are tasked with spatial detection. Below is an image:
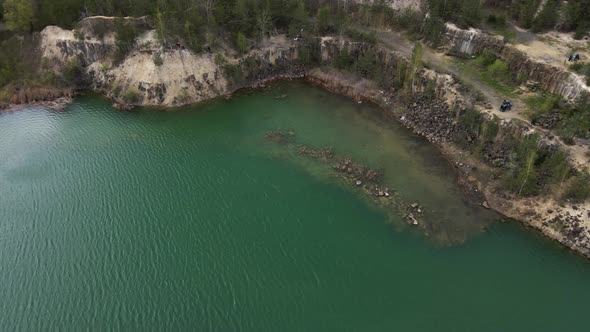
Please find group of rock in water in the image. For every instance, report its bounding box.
[264,130,424,226]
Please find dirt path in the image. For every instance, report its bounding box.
[372,29,589,169]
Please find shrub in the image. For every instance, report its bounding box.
[153,52,163,66]
[122,88,141,104]
[73,29,85,41]
[344,28,377,45]
[393,8,424,34]
[214,53,227,66]
[502,135,541,196]
[455,108,483,147]
[562,173,590,202]
[355,49,378,79]
[480,120,499,143]
[487,59,510,82]
[423,17,445,47]
[298,38,321,66]
[317,6,334,34]
[114,18,138,64]
[62,59,84,87]
[236,32,248,54]
[223,64,243,84]
[538,150,571,188]
[334,47,353,70]
[487,14,507,28]
[475,50,497,68]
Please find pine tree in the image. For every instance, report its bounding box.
[3,0,33,32]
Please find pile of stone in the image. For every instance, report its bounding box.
[532,112,562,130]
[297,145,334,159]
[545,209,590,253]
[400,97,457,143]
[332,158,382,184]
[481,144,510,168]
[403,202,424,226]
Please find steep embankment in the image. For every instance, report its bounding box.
[39,17,303,108]
[442,23,590,102]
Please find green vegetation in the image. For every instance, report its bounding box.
[456,51,515,96]
[3,0,33,32]
[487,59,510,82]
[122,88,141,104]
[343,28,377,45]
[421,0,590,40]
[563,173,590,203]
[114,18,137,64]
[570,62,590,86]
[236,32,247,54]
[450,106,585,198]
[527,93,590,143]
[152,52,163,66]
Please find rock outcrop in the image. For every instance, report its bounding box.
[40,18,304,107]
[441,23,590,102]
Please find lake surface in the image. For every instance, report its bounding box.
[1,81,589,331]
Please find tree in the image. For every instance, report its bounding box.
[406,43,423,91]
[532,0,559,32]
[459,0,481,27]
[3,0,33,32]
[316,5,330,34]
[236,31,247,53]
[256,6,271,39]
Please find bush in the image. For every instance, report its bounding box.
[62,59,84,87]
[562,173,590,202]
[487,59,510,81]
[298,38,321,66]
[455,108,483,147]
[569,62,590,85]
[502,135,541,196]
[487,14,507,28]
[114,18,138,64]
[538,150,571,188]
[393,8,424,34]
[122,88,141,104]
[223,64,244,84]
[73,29,85,41]
[354,49,378,79]
[334,47,353,70]
[475,50,497,68]
[344,28,377,45]
[423,17,445,47]
[236,32,247,54]
[153,52,163,66]
[317,6,334,34]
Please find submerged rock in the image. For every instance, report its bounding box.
[264,130,296,145]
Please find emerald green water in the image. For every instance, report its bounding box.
[1,81,589,331]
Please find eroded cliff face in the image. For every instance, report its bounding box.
[39,18,302,107]
[40,26,113,69]
[442,23,590,101]
[40,20,411,107]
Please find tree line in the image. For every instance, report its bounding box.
[427,0,590,37]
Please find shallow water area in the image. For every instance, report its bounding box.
[0,81,589,331]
